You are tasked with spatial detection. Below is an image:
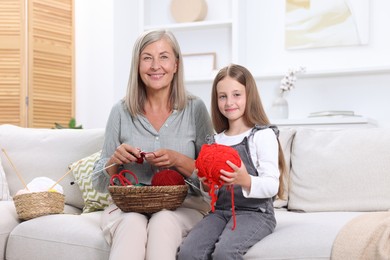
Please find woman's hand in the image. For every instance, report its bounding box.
[143,149,177,168]
[220,160,251,191]
[105,144,143,176]
[109,144,142,166]
[144,149,195,177]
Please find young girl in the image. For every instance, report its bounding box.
[177,64,286,259]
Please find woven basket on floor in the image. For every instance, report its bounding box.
[108,185,188,213]
[13,191,65,221]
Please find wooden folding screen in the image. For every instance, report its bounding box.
[0,0,26,126]
[0,0,74,128]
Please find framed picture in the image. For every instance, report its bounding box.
[182,52,217,78]
[285,0,370,50]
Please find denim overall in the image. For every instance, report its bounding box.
[177,125,279,260]
[215,125,278,213]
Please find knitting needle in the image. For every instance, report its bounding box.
[70,163,117,184]
[184,179,201,192]
[1,148,30,191]
[48,159,83,191]
[90,163,117,175]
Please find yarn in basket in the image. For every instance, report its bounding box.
[195,143,241,230]
[151,169,185,186]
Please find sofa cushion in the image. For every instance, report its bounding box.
[288,127,390,212]
[70,151,111,213]
[0,199,80,260]
[244,210,365,260]
[273,128,296,208]
[0,124,105,210]
[0,160,11,201]
[0,201,20,260]
[6,212,110,260]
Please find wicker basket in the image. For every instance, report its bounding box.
[108,185,188,213]
[13,191,65,221]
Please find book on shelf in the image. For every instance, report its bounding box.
[308,110,361,118]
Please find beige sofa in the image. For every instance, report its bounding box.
[1,124,389,260]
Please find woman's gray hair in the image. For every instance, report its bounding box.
[124,29,187,116]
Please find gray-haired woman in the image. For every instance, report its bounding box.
[92,29,213,260]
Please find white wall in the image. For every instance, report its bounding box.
[75,0,115,129]
[75,0,390,128]
[112,0,140,103]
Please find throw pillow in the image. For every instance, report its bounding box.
[0,159,12,201]
[288,128,390,212]
[70,151,111,213]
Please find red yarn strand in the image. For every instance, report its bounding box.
[209,185,218,212]
[228,185,236,230]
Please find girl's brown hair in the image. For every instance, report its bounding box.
[211,64,287,199]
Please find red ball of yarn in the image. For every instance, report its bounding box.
[196,143,241,187]
[151,169,185,186]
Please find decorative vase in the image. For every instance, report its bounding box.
[271,93,289,119]
[170,0,208,23]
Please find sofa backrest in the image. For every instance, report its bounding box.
[288,127,390,212]
[0,124,105,209]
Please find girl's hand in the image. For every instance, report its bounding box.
[220,160,251,191]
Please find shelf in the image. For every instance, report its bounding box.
[271,117,377,129]
[254,66,390,80]
[144,20,233,31]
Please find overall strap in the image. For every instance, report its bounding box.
[249,124,279,139]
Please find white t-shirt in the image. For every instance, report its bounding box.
[214,128,280,199]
